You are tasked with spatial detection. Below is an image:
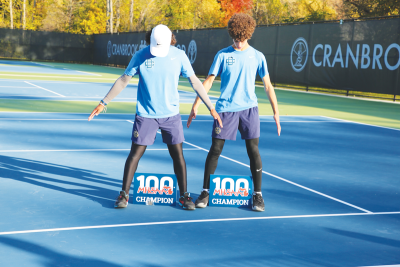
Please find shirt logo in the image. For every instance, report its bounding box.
[226,56,236,66]
[145,59,155,68]
[134,131,139,138]
[215,127,221,134]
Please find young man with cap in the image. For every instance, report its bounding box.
[187,13,281,211]
[89,24,222,210]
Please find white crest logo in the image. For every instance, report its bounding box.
[291,37,308,72]
[187,40,197,64]
[107,41,112,58]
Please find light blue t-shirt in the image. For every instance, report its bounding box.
[124,46,195,118]
[209,46,269,113]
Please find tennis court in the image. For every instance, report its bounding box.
[0,60,399,266]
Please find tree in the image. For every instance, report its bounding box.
[344,0,399,18]
[287,0,338,22]
[107,0,113,33]
[22,0,26,29]
[9,0,13,29]
[129,0,134,31]
[253,0,289,25]
[219,0,254,24]
[114,0,120,32]
[78,0,107,34]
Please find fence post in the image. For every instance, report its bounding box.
[394,18,400,101]
[273,26,280,86]
[304,23,314,92]
[344,20,356,96]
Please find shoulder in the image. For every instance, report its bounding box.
[214,46,233,60]
[130,46,150,62]
[251,47,266,61]
[136,46,150,56]
[217,46,233,55]
[170,46,185,56]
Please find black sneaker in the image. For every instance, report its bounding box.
[195,191,209,208]
[178,192,195,210]
[252,193,265,212]
[114,191,129,208]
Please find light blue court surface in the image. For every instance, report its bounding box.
[0,60,98,76]
[0,78,218,103]
[0,113,399,266]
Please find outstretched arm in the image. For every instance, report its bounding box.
[187,74,222,128]
[187,75,216,128]
[262,75,281,136]
[88,74,132,121]
[187,75,214,111]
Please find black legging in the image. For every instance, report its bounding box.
[122,142,187,196]
[203,137,263,192]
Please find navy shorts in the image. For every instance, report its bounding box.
[131,114,184,145]
[212,106,260,141]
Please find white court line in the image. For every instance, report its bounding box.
[0,119,130,121]
[269,86,400,105]
[320,116,400,132]
[183,140,373,213]
[75,70,102,76]
[62,67,102,77]
[182,120,354,123]
[0,78,139,86]
[0,74,116,80]
[32,62,55,68]
[127,120,373,213]
[0,148,200,153]
[0,211,398,236]
[0,118,343,123]
[0,96,137,99]
[0,86,35,88]
[360,265,400,267]
[24,81,65,97]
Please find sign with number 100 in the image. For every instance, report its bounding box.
[132,173,177,206]
[209,175,252,207]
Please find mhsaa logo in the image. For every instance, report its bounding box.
[212,177,249,197]
[136,175,174,195]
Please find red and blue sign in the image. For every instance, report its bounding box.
[209,174,252,207]
[132,173,177,206]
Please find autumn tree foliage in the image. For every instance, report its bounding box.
[219,0,254,24]
[0,0,397,34]
[344,0,399,18]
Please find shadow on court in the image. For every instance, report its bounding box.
[0,236,125,267]
[325,228,400,248]
[0,155,118,209]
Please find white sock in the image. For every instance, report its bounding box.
[202,189,209,192]
[253,191,262,196]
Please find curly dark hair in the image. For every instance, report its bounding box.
[227,13,256,41]
[145,27,177,46]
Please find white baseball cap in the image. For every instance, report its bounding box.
[150,25,172,57]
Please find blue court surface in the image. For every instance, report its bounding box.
[0,78,217,103]
[0,60,99,76]
[0,112,399,266]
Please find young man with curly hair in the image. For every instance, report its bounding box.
[89,24,222,210]
[187,13,281,211]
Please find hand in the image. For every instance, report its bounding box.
[186,106,198,128]
[88,104,104,121]
[210,109,223,128]
[274,113,281,136]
